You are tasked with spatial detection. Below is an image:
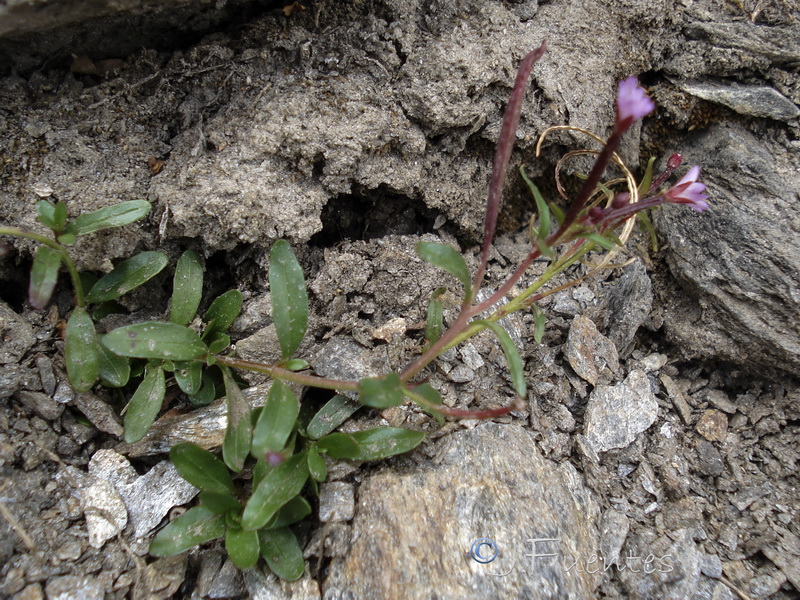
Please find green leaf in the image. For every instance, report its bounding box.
[221,366,252,473]
[149,505,225,557]
[269,240,309,359]
[520,166,551,240]
[637,156,657,196]
[170,250,203,326]
[549,201,565,226]
[264,496,312,529]
[583,232,618,251]
[97,344,130,388]
[102,322,207,361]
[203,290,243,339]
[252,381,299,458]
[64,200,151,237]
[206,332,230,354]
[316,432,360,458]
[56,232,77,246]
[241,453,308,530]
[532,305,546,344]
[36,200,59,230]
[284,358,309,371]
[123,364,165,443]
[345,427,425,461]
[64,307,100,392]
[86,251,168,304]
[416,242,472,299]
[170,442,236,496]
[188,371,217,407]
[474,320,526,397]
[28,245,61,309]
[306,394,361,440]
[226,527,260,569]
[173,360,202,395]
[259,527,305,581]
[424,287,446,344]
[358,373,405,409]
[307,446,327,482]
[407,382,445,426]
[199,491,241,515]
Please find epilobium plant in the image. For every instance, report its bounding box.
[0,43,709,579]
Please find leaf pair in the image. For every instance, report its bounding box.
[316,427,425,462]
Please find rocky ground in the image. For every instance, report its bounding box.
[0,0,799,599]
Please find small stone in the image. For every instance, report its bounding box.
[600,509,629,566]
[584,370,658,453]
[674,78,800,121]
[45,575,104,600]
[459,343,484,371]
[447,364,474,383]
[83,478,128,548]
[700,553,723,579]
[565,315,620,385]
[371,317,407,342]
[731,482,772,511]
[207,559,245,599]
[55,539,83,561]
[695,409,728,442]
[72,392,123,436]
[703,389,737,414]
[695,439,724,477]
[14,583,44,600]
[318,482,355,523]
[0,303,36,364]
[35,357,56,396]
[14,390,64,421]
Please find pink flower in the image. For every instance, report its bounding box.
[664,165,709,212]
[616,77,655,127]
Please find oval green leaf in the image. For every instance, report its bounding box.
[241,453,308,530]
[170,250,203,326]
[416,242,472,299]
[28,245,61,310]
[252,381,299,459]
[123,364,165,443]
[170,442,236,496]
[97,344,130,388]
[199,491,241,515]
[263,495,312,530]
[67,200,151,237]
[269,240,308,359]
[307,446,327,482]
[203,289,243,339]
[86,251,168,304]
[226,527,260,569]
[149,505,225,557]
[315,432,360,459]
[221,366,252,473]
[358,372,405,409]
[474,320,526,397]
[346,427,425,461]
[64,307,99,392]
[102,322,207,360]
[173,360,202,395]
[259,527,305,581]
[306,394,361,440]
[424,287,446,344]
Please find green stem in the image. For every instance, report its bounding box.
[0,226,86,307]
[213,355,359,392]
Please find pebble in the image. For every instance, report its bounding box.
[695,439,724,477]
[564,315,620,386]
[14,391,63,421]
[703,389,737,414]
[695,409,728,442]
[700,553,723,579]
[318,482,356,523]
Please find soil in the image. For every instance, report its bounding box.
[0,1,798,599]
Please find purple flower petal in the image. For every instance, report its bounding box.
[616,77,655,126]
[665,165,710,211]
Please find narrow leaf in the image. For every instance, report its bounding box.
[408,382,445,426]
[221,366,252,473]
[269,240,308,359]
[64,307,100,392]
[97,344,130,388]
[188,371,217,407]
[583,232,618,251]
[170,442,236,496]
[520,166,551,240]
[316,433,360,459]
[549,202,565,225]
[36,200,58,229]
[149,506,225,557]
[264,496,312,529]
[416,242,471,299]
[170,250,203,326]
[203,289,243,339]
[252,381,299,458]
[86,251,168,304]
[473,320,526,397]
[358,373,405,409]
[424,287,446,344]
[637,156,657,196]
[348,427,425,461]
[28,246,61,309]
[259,527,305,581]
[226,527,260,569]
[241,453,308,530]
[66,200,151,237]
[123,364,165,443]
[532,306,546,344]
[200,491,241,515]
[174,360,202,395]
[306,394,360,440]
[102,322,207,361]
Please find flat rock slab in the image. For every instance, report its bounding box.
[323,422,601,599]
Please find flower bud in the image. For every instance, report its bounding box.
[667,153,683,169]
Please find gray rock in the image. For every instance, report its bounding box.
[584,370,658,453]
[72,392,123,437]
[564,315,620,386]
[318,482,355,524]
[655,123,800,376]
[44,575,104,600]
[323,422,601,599]
[605,260,653,357]
[0,303,35,365]
[600,509,630,567]
[311,338,389,400]
[13,390,63,421]
[673,79,799,121]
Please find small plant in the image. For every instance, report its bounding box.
[0,42,709,579]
